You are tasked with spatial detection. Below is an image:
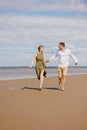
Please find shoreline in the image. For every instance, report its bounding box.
[0,67,87,81]
[0,66,87,68]
[0,73,87,81]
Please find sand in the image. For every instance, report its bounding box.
[0,75,87,130]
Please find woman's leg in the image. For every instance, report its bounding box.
[39,70,44,90]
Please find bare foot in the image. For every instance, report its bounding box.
[60,88,64,91]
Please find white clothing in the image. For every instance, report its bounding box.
[49,49,78,67]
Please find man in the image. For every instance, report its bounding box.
[49,42,78,91]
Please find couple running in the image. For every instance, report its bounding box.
[29,42,78,91]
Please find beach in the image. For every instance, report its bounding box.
[0,75,87,130]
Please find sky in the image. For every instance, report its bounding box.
[0,0,87,67]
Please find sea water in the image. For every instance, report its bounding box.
[0,67,87,80]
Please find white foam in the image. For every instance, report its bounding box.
[8,88,16,90]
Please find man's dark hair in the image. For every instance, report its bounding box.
[38,45,44,52]
[59,42,65,47]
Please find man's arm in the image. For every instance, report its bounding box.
[69,51,78,65]
[49,51,58,61]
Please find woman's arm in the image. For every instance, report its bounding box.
[43,55,49,63]
[29,54,37,68]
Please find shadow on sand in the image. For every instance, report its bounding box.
[44,87,60,91]
[21,87,38,91]
[22,87,60,91]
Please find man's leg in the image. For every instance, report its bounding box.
[60,76,66,91]
[58,77,62,86]
[58,68,62,87]
[60,68,68,91]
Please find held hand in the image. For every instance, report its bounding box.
[45,59,50,63]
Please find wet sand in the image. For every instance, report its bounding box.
[0,75,87,130]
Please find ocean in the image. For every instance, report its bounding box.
[0,67,87,80]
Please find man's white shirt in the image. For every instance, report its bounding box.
[49,49,78,67]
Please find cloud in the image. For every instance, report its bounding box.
[0,13,87,46]
[0,13,87,66]
[0,0,87,12]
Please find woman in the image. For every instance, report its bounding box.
[29,45,48,91]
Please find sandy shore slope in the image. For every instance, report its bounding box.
[0,75,87,130]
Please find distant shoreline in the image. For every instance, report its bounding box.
[0,66,87,69]
[0,67,87,80]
